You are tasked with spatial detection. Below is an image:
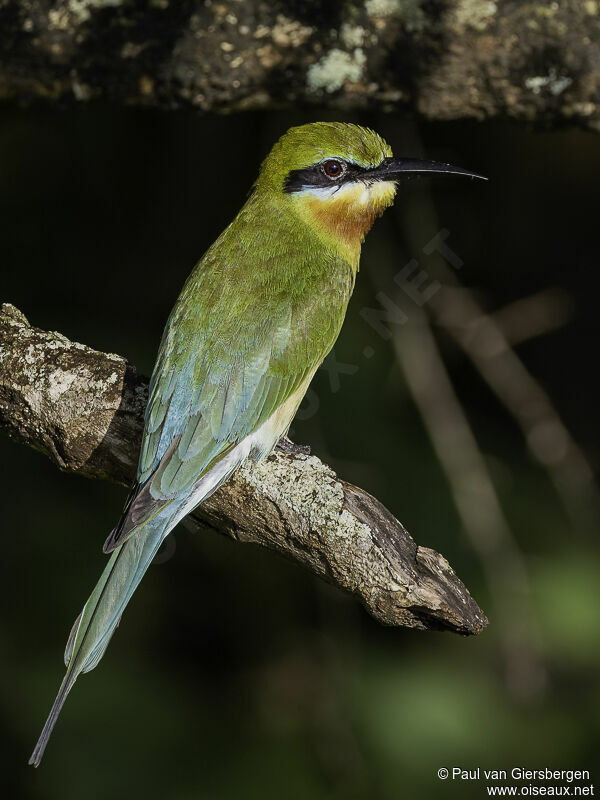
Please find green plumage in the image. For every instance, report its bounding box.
[141,186,355,497]
[29,122,396,766]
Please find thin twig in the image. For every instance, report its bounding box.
[432,287,598,535]
[489,288,574,347]
[393,312,546,696]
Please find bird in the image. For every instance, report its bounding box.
[29,121,486,766]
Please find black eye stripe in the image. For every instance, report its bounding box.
[283,161,369,194]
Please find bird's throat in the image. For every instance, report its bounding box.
[297,181,397,266]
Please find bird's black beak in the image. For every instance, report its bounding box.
[363,157,488,182]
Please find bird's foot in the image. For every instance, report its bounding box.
[277,436,311,456]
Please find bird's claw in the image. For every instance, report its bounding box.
[277,436,311,456]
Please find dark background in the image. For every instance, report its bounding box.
[1,106,599,798]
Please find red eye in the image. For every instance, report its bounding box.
[323,159,344,178]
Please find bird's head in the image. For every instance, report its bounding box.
[255,122,485,264]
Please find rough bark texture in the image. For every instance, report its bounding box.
[0,1,598,130]
[0,303,487,635]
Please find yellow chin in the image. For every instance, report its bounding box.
[352,180,398,212]
[317,179,397,214]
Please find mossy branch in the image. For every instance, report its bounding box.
[0,1,598,129]
[0,303,487,635]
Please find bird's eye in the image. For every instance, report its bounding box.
[322,159,344,179]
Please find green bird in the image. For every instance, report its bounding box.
[29,122,485,766]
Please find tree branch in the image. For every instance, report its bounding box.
[0,302,487,635]
[0,1,598,129]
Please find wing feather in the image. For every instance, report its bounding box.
[103,230,354,553]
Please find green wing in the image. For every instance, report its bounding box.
[104,241,351,552]
[139,304,310,495]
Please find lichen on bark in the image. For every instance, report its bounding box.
[0,0,597,129]
[0,303,488,635]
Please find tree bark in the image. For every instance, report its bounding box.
[0,303,487,635]
[0,1,598,129]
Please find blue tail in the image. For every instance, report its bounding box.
[29,506,174,767]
